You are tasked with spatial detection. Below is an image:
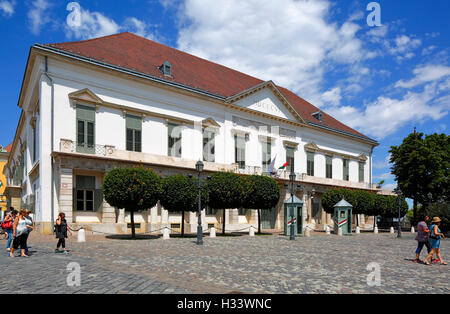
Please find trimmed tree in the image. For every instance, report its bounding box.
[206,172,248,235]
[160,174,209,236]
[103,167,162,239]
[243,175,281,234]
[322,188,356,214]
[353,190,375,227]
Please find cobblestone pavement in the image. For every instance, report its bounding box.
[0,232,448,294]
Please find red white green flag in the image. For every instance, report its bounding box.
[279,160,289,170]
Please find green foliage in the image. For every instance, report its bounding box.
[160,175,208,213]
[103,167,162,212]
[243,175,281,210]
[322,188,356,214]
[425,201,450,233]
[389,132,449,218]
[206,172,249,210]
[382,196,409,218]
[353,190,375,216]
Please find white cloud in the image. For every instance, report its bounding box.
[0,0,15,16]
[396,65,450,89]
[27,0,52,35]
[321,87,342,107]
[65,6,120,40]
[325,82,449,139]
[176,0,369,105]
[124,17,155,40]
[373,154,392,169]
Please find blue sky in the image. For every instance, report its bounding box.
[0,0,449,197]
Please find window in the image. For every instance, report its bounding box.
[160,61,172,76]
[235,134,246,169]
[203,129,215,162]
[326,155,333,179]
[206,206,217,215]
[262,139,272,173]
[126,114,142,152]
[74,175,102,212]
[307,152,315,176]
[343,159,349,181]
[238,208,251,216]
[359,162,365,183]
[76,104,95,154]
[168,122,182,157]
[286,146,295,173]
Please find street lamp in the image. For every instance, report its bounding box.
[395,187,402,238]
[196,160,204,245]
[288,168,297,241]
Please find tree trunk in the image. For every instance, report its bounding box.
[258,209,262,234]
[356,214,359,227]
[413,198,418,226]
[130,210,136,239]
[222,209,226,235]
[181,209,185,237]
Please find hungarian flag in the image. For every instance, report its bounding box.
[279,160,289,170]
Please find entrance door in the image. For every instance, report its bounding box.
[296,205,303,235]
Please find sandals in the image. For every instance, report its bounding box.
[440,262,447,265]
[424,261,431,265]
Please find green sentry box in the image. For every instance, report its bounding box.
[284,195,303,236]
[333,199,353,235]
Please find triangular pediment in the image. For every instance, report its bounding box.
[304,142,320,152]
[68,88,104,105]
[226,81,306,123]
[202,118,220,128]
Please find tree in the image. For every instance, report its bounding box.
[390,132,449,225]
[243,175,281,234]
[206,172,248,235]
[353,190,375,226]
[425,201,450,233]
[160,174,208,236]
[103,167,162,239]
[322,188,356,214]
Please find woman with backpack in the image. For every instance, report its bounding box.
[3,208,17,252]
[424,217,447,265]
[55,212,72,254]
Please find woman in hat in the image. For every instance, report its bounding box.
[424,217,447,265]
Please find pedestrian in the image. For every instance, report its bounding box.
[414,215,434,263]
[23,210,34,255]
[3,208,17,252]
[424,217,447,265]
[55,213,72,254]
[9,210,31,258]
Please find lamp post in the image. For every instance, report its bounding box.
[395,188,402,238]
[289,168,297,241]
[196,160,204,245]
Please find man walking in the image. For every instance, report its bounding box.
[414,215,437,263]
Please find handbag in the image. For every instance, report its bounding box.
[1,221,13,229]
[430,226,440,240]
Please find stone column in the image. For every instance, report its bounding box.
[201,209,207,230]
[320,197,327,226]
[250,209,258,225]
[307,192,312,224]
[229,208,239,225]
[189,211,197,232]
[102,199,116,224]
[59,168,73,223]
[301,190,308,230]
[161,208,169,225]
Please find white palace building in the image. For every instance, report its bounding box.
[3,33,380,235]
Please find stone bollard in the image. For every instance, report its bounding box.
[210,227,216,238]
[305,228,311,237]
[411,226,415,233]
[325,226,331,235]
[374,227,379,234]
[77,228,86,243]
[163,227,170,240]
[249,226,255,237]
[390,227,395,234]
[356,226,360,234]
[338,227,343,237]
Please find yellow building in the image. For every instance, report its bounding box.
[0,144,12,220]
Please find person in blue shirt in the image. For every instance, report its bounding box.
[424,217,447,265]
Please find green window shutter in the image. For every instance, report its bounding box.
[326,155,333,179]
[286,147,295,172]
[343,159,349,181]
[235,135,246,169]
[134,130,142,152]
[126,114,142,130]
[262,140,271,172]
[359,162,365,183]
[307,152,315,176]
[168,122,182,157]
[76,175,95,189]
[203,130,215,162]
[76,104,95,154]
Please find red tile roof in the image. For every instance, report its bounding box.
[43,32,374,142]
[3,143,12,153]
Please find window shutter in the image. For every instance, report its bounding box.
[126,114,142,130]
[76,104,95,121]
[95,189,103,212]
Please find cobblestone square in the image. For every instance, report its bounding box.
[1,232,448,294]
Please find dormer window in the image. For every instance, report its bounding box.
[160,60,172,76]
[312,111,323,122]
